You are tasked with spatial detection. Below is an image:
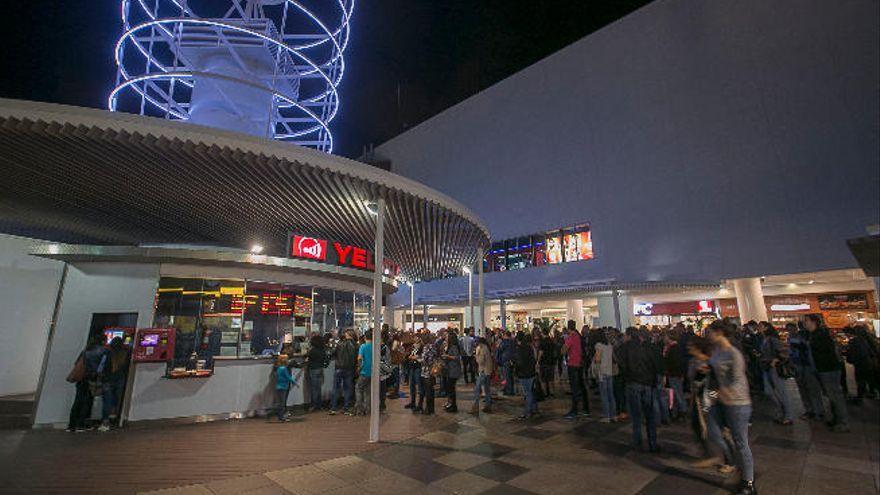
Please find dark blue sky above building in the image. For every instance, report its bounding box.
[0,1,651,158]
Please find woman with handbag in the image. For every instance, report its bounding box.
[419,333,438,415]
[759,322,794,425]
[442,333,463,413]
[66,336,108,432]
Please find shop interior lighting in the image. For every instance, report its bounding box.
[250,244,264,254]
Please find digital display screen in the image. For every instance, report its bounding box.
[545,236,563,264]
[140,333,160,347]
[104,328,125,344]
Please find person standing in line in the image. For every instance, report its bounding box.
[496,331,516,396]
[471,336,494,414]
[98,337,130,431]
[846,324,880,401]
[66,336,107,432]
[593,331,616,423]
[515,331,539,419]
[618,327,659,452]
[461,328,476,384]
[329,330,357,415]
[562,320,588,419]
[805,314,850,432]
[758,322,794,425]
[273,358,296,421]
[305,335,328,412]
[539,329,557,398]
[419,333,437,415]
[442,332,463,413]
[787,322,824,421]
[663,331,687,421]
[354,331,374,416]
[706,321,756,495]
[650,330,670,426]
[404,336,424,412]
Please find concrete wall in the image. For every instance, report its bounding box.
[378,0,880,304]
[34,262,159,427]
[0,234,65,396]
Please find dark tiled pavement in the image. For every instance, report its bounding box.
[1,381,878,495]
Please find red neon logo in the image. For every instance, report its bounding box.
[291,236,327,261]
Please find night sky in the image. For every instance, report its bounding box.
[0,1,652,158]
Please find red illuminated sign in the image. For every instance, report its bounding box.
[288,232,400,277]
[291,235,327,261]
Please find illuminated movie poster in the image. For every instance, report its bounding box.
[563,234,579,262]
[545,235,563,264]
[578,230,593,261]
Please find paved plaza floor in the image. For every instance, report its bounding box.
[1,383,877,495]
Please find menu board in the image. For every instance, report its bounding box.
[818,293,869,311]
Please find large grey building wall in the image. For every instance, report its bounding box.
[376,0,879,302]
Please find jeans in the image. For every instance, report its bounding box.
[818,370,849,426]
[275,388,290,420]
[308,368,324,410]
[462,356,476,383]
[763,368,793,421]
[67,381,93,430]
[795,365,824,418]
[653,375,670,423]
[420,376,435,414]
[330,368,354,411]
[355,375,371,414]
[446,377,458,408]
[101,377,126,423]
[408,366,423,406]
[567,366,587,414]
[725,404,754,482]
[613,375,627,414]
[598,375,616,419]
[520,377,537,416]
[626,382,657,450]
[474,372,492,409]
[706,404,735,466]
[667,377,687,415]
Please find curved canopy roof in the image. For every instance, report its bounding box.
[0,98,489,282]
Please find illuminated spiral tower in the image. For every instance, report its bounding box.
[110,0,353,153]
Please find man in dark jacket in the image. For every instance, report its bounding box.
[846,325,879,400]
[330,331,357,415]
[496,332,516,395]
[619,327,659,451]
[805,315,849,431]
[515,332,539,419]
[663,332,687,420]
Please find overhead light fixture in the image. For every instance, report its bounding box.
[250,244,264,254]
[363,200,378,216]
[462,266,471,275]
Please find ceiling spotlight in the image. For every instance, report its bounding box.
[363,200,378,216]
[250,244,264,254]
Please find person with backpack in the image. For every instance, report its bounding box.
[329,330,357,415]
[515,331,539,419]
[758,322,794,425]
[98,337,130,431]
[787,322,824,421]
[66,336,108,432]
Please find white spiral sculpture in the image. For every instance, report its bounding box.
[110,0,354,153]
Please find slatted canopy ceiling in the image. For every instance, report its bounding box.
[0,99,490,282]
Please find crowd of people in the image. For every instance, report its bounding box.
[270,315,877,495]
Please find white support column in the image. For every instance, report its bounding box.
[477,251,485,336]
[409,282,415,332]
[733,277,768,323]
[597,292,634,329]
[369,198,384,443]
[467,267,474,331]
[566,299,584,328]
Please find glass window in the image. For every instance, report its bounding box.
[532,234,547,267]
[243,281,311,357]
[354,292,372,336]
[199,279,245,360]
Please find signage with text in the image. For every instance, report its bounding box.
[288,232,399,277]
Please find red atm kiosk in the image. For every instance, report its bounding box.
[133,328,175,362]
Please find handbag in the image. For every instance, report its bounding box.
[66,355,85,383]
[431,360,445,377]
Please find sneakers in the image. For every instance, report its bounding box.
[328,409,337,416]
[580,412,591,418]
[718,464,736,475]
[97,424,111,432]
[736,480,757,495]
[563,412,578,420]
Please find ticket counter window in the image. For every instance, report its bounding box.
[243,282,312,356]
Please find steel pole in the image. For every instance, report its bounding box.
[477,251,485,336]
[369,198,384,443]
[468,269,474,331]
[410,283,415,332]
